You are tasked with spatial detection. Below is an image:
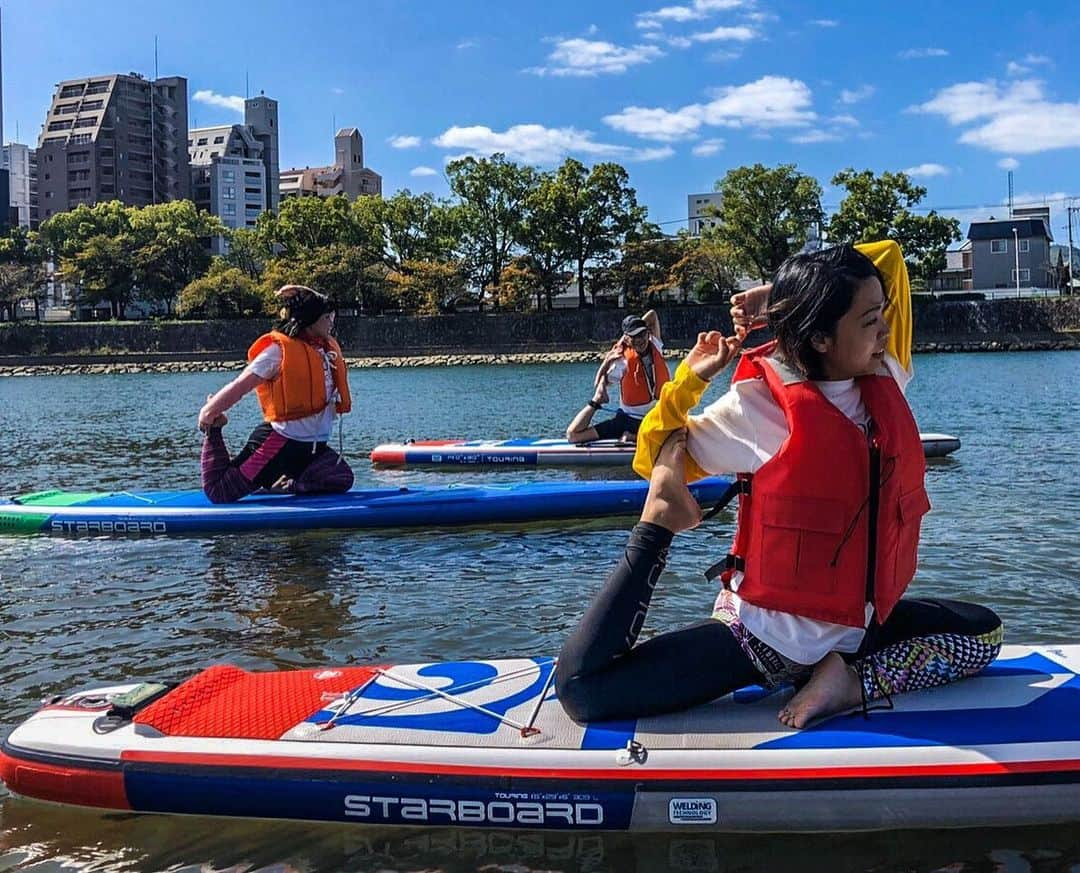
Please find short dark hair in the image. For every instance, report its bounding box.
[766,245,888,379]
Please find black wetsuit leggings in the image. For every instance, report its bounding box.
[555,522,1004,723]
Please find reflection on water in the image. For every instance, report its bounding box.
[1,351,1079,870]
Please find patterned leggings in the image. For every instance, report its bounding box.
[201,423,354,504]
[556,522,1004,723]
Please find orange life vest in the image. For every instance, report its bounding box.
[247,330,353,423]
[721,341,929,627]
[620,341,670,408]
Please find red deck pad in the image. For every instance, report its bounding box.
[0,751,129,810]
[134,664,380,740]
[119,749,1080,782]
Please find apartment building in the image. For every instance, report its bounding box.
[189,125,267,253]
[280,127,381,201]
[3,142,38,228]
[36,73,190,221]
[687,192,723,236]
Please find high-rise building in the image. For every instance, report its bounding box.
[280,127,381,201]
[243,93,279,212]
[2,142,37,228]
[189,124,267,253]
[36,73,191,221]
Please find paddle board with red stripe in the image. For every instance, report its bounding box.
[3,646,1077,831]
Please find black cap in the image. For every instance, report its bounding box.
[621,315,648,336]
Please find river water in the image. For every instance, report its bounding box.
[1,351,1077,872]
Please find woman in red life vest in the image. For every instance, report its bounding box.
[197,285,354,504]
[566,310,670,444]
[557,243,1002,728]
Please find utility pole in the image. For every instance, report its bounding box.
[1068,204,1076,295]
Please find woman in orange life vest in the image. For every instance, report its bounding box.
[566,310,670,444]
[556,242,1003,728]
[197,285,354,504]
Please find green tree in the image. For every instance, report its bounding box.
[68,233,137,318]
[494,258,540,312]
[549,158,646,307]
[0,227,49,321]
[714,163,824,281]
[377,189,461,267]
[445,153,537,307]
[519,170,572,310]
[225,226,272,279]
[178,259,270,319]
[130,201,226,315]
[826,168,961,289]
[607,222,680,310]
[667,231,741,303]
[261,245,392,315]
[386,259,468,314]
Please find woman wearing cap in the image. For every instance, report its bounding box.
[566,309,669,444]
[196,284,355,504]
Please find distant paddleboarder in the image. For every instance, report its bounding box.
[197,285,354,503]
[566,309,669,445]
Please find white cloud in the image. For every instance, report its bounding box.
[689,25,757,42]
[410,166,438,177]
[527,38,663,76]
[636,0,745,29]
[830,114,860,126]
[1007,53,1052,76]
[898,47,949,60]
[602,105,703,140]
[997,157,1020,170]
[456,39,478,50]
[389,135,422,149]
[700,76,817,128]
[840,84,875,104]
[811,19,838,27]
[192,89,244,112]
[912,78,1080,154]
[433,124,675,165]
[331,87,345,95]
[692,138,725,156]
[789,129,841,144]
[707,48,744,63]
[904,162,950,177]
[604,76,818,142]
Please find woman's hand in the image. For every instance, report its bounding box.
[198,394,228,432]
[730,284,771,339]
[685,330,742,382]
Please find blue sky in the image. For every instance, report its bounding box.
[5,0,1080,240]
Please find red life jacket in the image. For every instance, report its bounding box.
[620,341,670,409]
[721,341,929,627]
[247,331,353,423]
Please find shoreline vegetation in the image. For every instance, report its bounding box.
[3,335,1077,377]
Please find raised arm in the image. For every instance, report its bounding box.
[642,309,661,343]
[198,369,266,431]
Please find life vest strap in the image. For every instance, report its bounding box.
[704,553,744,583]
[701,477,750,522]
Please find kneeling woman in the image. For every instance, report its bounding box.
[197,285,354,504]
[556,241,1003,729]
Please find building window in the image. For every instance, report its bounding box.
[1019,239,1030,253]
[224,203,236,216]
[213,136,225,144]
[73,117,98,128]
[196,137,208,146]
[48,120,73,131]
[223,186,235,199]
[1011,268,1031,283]
[60,84,86,98]
[222,170,235,182]
[990,239,1008,254]
[71,134,92,144]
[82,99,104,111]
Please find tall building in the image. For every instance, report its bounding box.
[280,127,381,201]
[243,93,279,212]
[2,142,37,228]
[189,124,267,253]
[36,73,190,222]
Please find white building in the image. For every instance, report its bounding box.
[189,124,268,254]
[2,142,37,228]
[280,127,381,201]
[688,192,723,236]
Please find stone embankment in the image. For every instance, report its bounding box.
[1,297,1077,376]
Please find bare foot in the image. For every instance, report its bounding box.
[777,652,862,728]
[640,429,702,534]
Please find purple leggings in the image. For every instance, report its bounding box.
[201,425,354,504]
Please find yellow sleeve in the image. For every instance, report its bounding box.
[631,360,712,482]
[855,239,912,372]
